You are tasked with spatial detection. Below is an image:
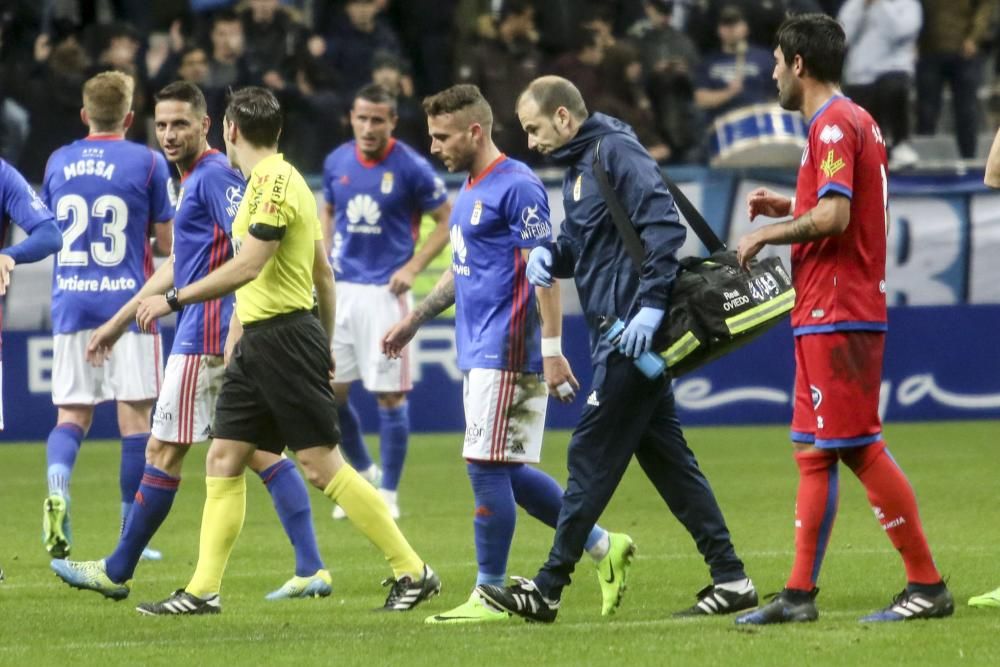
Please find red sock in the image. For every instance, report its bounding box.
[786,449,840,591]
[839,442,941,585]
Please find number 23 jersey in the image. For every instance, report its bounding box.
[44,136,174,334]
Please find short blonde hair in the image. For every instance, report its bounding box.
[83,71,135,131]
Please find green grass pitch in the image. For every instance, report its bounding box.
[1,422,998,666]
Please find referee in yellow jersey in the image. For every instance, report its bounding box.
[133,87,440,615]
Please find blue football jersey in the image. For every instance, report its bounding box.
[171,150,243,356]
[323,138,447,284]
[450,155,552,373]
[44,136,174,334]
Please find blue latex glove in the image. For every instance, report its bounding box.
[620,307,664,358]
[526,246,553,287]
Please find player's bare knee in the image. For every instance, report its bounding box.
[247,450,283,475]
[332,383,351,406]
[296,446,339,489]
[146,436,186,476]
[204,439,252,477]
[117,399,154,436]
[376,392,407,409]
[56,406,93,433]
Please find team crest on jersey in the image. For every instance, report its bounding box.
[810,385,823,409]
[820,149,845,178]
[470,200,483,226]
[819,124,844,144]
[573,174,582,201]
[381,171,394,194]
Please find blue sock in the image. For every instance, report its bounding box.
[337,402,373,472]
[119,433,148,530]
[46,423,84,498]
[259,459,325,577]
[105,465,179,583]
[468,461,517,587]
[378,403,409,491]
[509,464,607,553]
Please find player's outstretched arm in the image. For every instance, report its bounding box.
[87,256,176,365]
[388,200,453,295]
[382,269,454,359]
[137,234,280,331]
[534,270,579,403]
[985,127,1000,189]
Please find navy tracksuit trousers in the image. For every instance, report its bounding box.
[533,352,746,599]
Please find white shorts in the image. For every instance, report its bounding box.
[151,354,225,445]
[52,331,162,406]
[462,368,548,463]
[333,282,413,393]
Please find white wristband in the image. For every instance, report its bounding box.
[541,336,562,357]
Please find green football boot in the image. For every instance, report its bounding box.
[595,533,636,616]
[425,591,512,624]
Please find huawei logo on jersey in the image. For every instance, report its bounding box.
[345,193,382,234]
[451,225,470,276]
[450,225,467,264]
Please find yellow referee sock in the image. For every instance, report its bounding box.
[324,465,423,578]
[187,474,247,598]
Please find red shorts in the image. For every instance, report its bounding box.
[791,331,884,449]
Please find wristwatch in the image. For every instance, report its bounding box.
[165,287,182,312]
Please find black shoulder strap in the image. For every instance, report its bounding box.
[591,138,646,268]
[590,138,726,270]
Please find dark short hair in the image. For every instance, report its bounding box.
[355,83,397,114]
[154,80,207,116]
[775,13,845,85]
[225,86,282,148]
[422,84,493,128]
[518,76,588,120]
[498,0,533,22]
[212,9,240,26]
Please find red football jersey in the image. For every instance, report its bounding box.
[790,95,889,335]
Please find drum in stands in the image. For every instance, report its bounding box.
[708,104,807,168]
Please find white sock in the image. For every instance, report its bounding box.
[379,487,398,505]
[716,577,753,594]
[359,464,379,484]
[587,532,611,561]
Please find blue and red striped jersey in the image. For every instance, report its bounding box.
[43,135,174,334]
[171,150,243,356]
[450,155,552,373]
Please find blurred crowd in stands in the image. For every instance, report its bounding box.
[0,0,997,178]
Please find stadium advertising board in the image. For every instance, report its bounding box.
[2,169,998,440]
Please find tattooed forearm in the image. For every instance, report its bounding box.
[412,270,455,326]
[787,211,818,241]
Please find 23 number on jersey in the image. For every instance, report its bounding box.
[56,194,129,267]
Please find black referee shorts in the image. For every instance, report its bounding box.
[213,310,341,454]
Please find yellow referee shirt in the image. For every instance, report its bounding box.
[231,153,323,324]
